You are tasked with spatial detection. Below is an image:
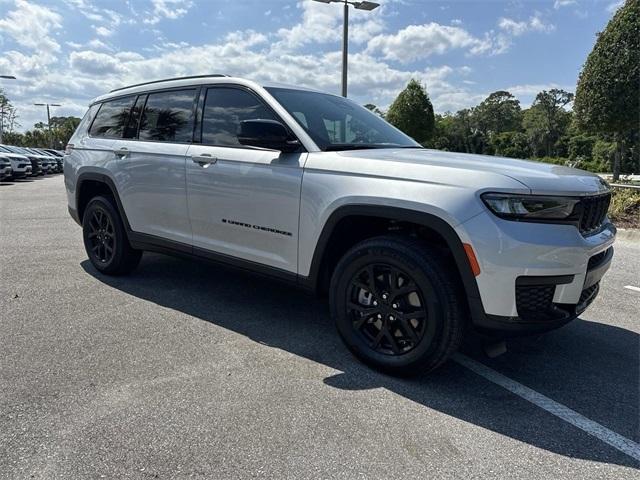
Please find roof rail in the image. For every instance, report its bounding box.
[109,74,229,93]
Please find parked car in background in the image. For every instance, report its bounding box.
[24,148,58,174]
[26,148,60,173]
[43,149,64,158]
[0,155,13,181]
[41,149,65,172]
[0,146,32,179]
[36,149,64,173]
[0,145,44,176]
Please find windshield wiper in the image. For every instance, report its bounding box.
[323,143,422,152]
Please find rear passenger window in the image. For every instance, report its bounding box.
[139,89,196,142]
[89,96,136,138]
[201,88,277,146]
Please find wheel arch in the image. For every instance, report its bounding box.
[76,172,131,231]
[301,204,485,320]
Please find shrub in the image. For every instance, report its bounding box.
[609,188,640,225]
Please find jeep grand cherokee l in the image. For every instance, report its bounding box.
[64,75,615,375]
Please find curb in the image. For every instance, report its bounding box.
[616,228,640,243]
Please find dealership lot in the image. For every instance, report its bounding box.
[1,176,638,479]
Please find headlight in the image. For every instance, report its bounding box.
[481,193,579,220]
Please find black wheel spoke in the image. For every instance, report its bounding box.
[87,207,116,264]
[347,302,378,317]
[347,262,429,357]
[384,330,402,354]
[366,265,377,294]
[398,318,420,343]
[391,283,417,301]
[371,327,386,349]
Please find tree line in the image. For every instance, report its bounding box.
[371,0,639,180]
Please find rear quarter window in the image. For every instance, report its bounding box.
[89,96,136,138]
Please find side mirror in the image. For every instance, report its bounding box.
[238,119,300,152]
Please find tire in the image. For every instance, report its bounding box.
[82,195,142,275]
[330,235,465,376]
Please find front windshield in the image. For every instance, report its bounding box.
[266,87,420,151]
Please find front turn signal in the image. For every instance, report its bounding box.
[463,243,481,277]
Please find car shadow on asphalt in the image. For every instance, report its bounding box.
[82,252,639,469]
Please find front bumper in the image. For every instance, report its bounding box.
[0,167,12,179]
[456,211,615,336]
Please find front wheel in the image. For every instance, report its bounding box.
[82,196,142,275]
[330,236,466,376]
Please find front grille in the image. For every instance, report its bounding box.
[579,193,611,236]
[18,163,27,168]
[516,284,555,320]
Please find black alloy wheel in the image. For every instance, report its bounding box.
[347,263,433,356]
[87,207,115,264]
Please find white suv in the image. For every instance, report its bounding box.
[64,75,615,375]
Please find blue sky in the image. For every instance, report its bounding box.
[0,0,625,131]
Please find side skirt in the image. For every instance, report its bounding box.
[128,231,300,286]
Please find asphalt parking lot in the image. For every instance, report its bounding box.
[1,175,638,479]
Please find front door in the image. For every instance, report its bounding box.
[186,86,306,274]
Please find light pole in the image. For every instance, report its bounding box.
[313,0,380,97]
[34,103,62,148]
[0,75,17,144]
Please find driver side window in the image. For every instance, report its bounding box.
[201,88,278,147]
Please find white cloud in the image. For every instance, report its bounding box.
[144,0,193,25]
[93,25,114,37]
[366,23,493,63]
[498,14,555,36]
[69,50,122,75]
[276,0,384,49]
[0,0,62,54]
[554,0,577,9]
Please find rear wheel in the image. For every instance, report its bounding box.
[330,235,465,376]
[82,195,142,275]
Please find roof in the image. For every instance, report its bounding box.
[92,74,330,104]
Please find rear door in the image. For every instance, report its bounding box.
[185,86,306,274]
[115,88,198,245]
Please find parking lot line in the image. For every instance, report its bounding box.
[624,285,640,293]
[454,353,640,462]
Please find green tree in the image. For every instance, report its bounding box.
[386,79,435,144]
[490,131,532,159]
[567,134,597,161]
[0,89,19,143]
[473,91,522,136]
[529,89,574,157]
[574,0,640,179]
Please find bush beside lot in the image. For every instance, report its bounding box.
[609,188,640,229]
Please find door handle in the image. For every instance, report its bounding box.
[114,147,129,158]
[192,154,217,167]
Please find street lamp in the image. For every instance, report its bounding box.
[34,103,62,148]
[0,75,17,144]
[313,0,380,97]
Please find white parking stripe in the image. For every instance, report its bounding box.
[624,285,640,293]
[453,353,640,462]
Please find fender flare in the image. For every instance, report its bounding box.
[302,204,485,319]
[75,171,132,232]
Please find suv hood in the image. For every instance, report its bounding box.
[330,148,610,196]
